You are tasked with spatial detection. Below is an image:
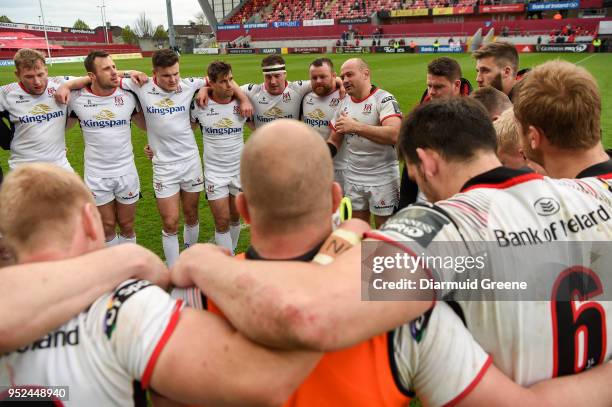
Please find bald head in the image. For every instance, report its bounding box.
[241,120,335,234]
[340,58,371,98]
[342,58,369,72]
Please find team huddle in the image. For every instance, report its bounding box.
[0,42,611,406]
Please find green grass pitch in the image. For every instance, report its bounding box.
[1,52,610,259]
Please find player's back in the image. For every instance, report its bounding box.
[377,167,612,385]
[0,279,182,406]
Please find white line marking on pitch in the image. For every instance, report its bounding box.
[575,54,596,65]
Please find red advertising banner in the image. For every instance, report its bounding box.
[453,6,475,14]
[480,4,525,13]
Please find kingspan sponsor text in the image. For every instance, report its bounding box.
[82,119,128,128]
[204,126,243,135]
[304,118,330,127]
[19,110,64,124]
[146,105,186,115]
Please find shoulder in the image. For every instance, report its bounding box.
[376,89,397,104]
[376,203,460,247]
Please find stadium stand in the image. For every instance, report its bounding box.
[0,24,142,60]
[216,17,603,42]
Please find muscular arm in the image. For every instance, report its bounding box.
[340,115,400,145]
[230,80,253,117]
[172,222,431,351]
[0,244,169,353]
[459,361,612,407]
[150,308,320,406]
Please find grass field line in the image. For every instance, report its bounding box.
[574,54,596,65]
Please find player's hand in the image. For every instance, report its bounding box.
[239,98,254,118]
[130,71,149,86]
[54,84,71,104]
[110,244,170,289]
[335,112,360,135]
[171,244,231,287]
[196,87,210,107]
[144,144,154,160]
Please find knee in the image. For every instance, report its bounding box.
[215,217,230,233]
[162,215,179,234]
[183,208,199,225]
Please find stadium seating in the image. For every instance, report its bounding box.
[0,43,142,60]
[216,16,602,42]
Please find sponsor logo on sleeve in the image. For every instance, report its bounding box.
[104,280,153,339]
[380,206,451,247]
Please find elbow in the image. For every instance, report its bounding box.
[277,295,339,351]
[389,130,399,145]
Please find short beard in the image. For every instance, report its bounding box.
[491,73,504,93]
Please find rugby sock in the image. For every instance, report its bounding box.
[215,230,234,255]
[230,222,241,251]
[183,222,200,249]
[162,230,179,267]
[105,234,119,247]
[118,234,137,245]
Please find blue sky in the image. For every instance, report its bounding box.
[0,0,204,28]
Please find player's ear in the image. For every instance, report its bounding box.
[503,65,513,79]
[528,126,543,150]
[235,192,251,224]
[82,202,102,242]
[331,182,343,213]
[416,148,438,177]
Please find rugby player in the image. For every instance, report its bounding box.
[0,244,169,353]
[327,58,402,228]
[422,57,472,101]
[0,50,103,170]
[0,163,319,406]
[172,97,612,393]
[191,61,250,254]
[301,58,346,188]
[513,60,611,179]
[473,41,520,96]
[400,57,473,210]
[119,49,205,266]
[68,51,143,246]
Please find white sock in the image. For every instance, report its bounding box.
[183,222,200,249]
[105,234,119,247]
[162,230,179,267]
[215,230,234,255]
[118,234,137,245]
[230,222,241,251]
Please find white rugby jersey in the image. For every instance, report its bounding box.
[191,96,246,181]
[173,251,491,406]
[330,87,402,185]
[69,87,138,177]
[241,80,311,129]
[302,89,347,171]
[0,77,73,169]
[0,279,183,406]
[370,166,612,385]
[120,77,204,165]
